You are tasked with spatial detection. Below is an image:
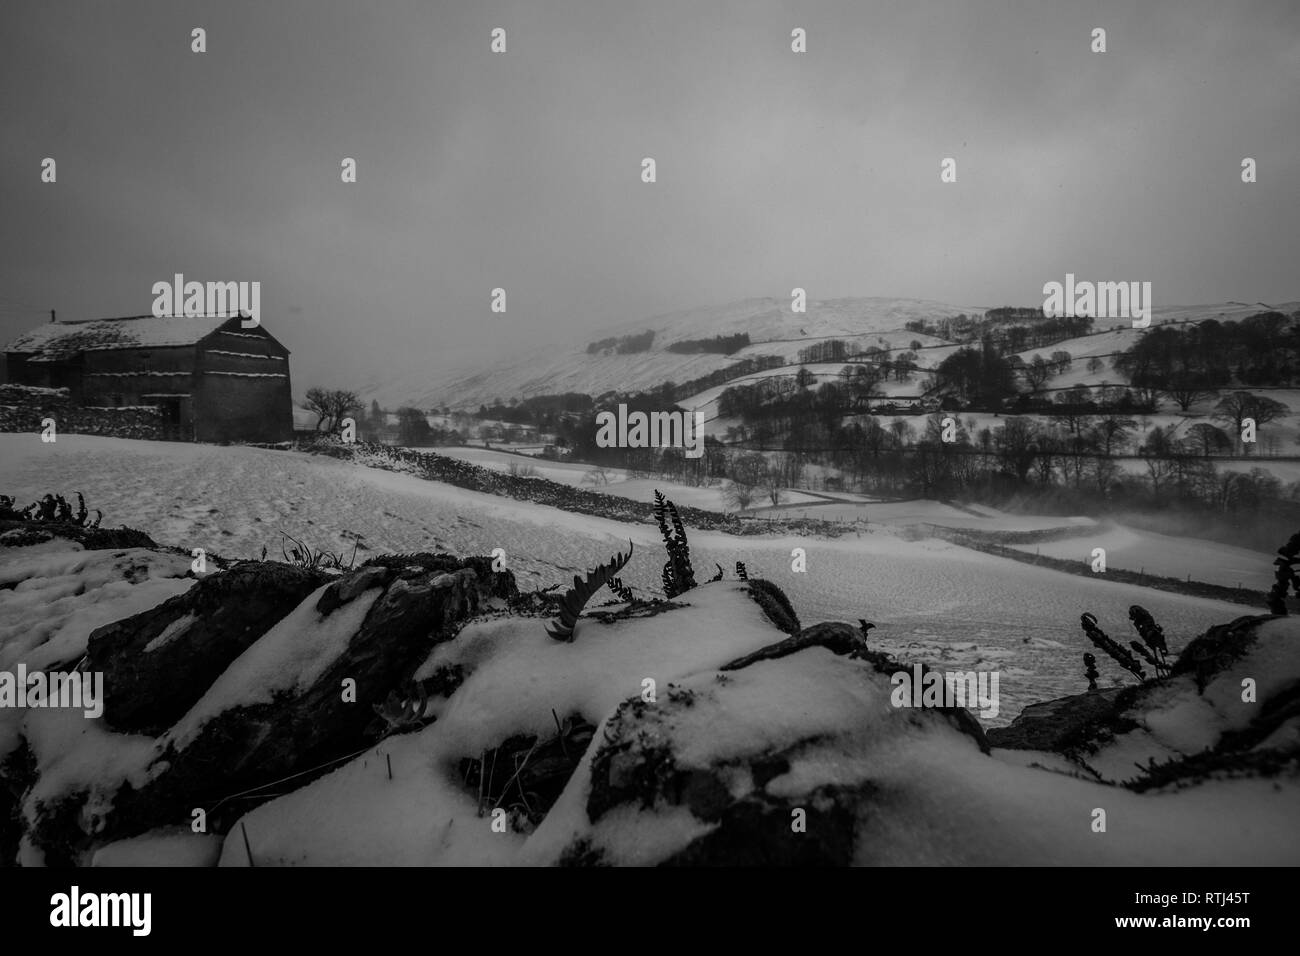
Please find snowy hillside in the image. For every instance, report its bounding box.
[361,297,984,409]
[359,297,1300,411]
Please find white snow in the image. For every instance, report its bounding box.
[0,433,1261,730]
[143,612,198,654]
[0,541,194,759]
[91,829,223,867]
[1010,524,1274,590]
[217,583,783,866]
[4,315,231,356]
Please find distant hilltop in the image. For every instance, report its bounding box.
[356,297,1299,411]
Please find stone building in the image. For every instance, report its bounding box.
[2,314,293,442]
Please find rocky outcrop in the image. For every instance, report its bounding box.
[991,613,1299,787]
[21,553,519,865]
[569,623,993,866]
[7,532,1298,867]
[986,687,1129,751]
[86,561,332,734]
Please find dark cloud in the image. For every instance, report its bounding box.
[2,0,1296,395]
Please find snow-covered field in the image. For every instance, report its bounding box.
[0,434,1265,727]
[1009,524,1275,591]
[433,445,824,511]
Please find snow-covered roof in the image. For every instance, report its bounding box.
[3,315,235,359]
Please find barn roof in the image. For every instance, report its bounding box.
[3,315,237,359]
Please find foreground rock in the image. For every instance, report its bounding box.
[18,553,517,866]
[4,535,1297,867]
[87,562,332,735]
[990,613,1300,787]
[216,580,1299,867]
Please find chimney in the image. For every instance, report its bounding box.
[50,309,56,323]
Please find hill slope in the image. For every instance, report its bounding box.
[361,297,1300,410]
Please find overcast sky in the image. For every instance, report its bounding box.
[1,0,1297,395]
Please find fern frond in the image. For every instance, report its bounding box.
[1080,612,1146,682]
[545,541,635,641]
[1128,605,1170,676]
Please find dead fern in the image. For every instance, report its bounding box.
[1267,530,1300,615]
[1080,612,1146,683]
[1083,652,1099,690]
[1128,605,1170,678]
[606,577,636,603]
[545,541,634,642]
[654,490,695,598]
[3,492,102,528]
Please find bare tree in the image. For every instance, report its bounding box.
[305,387,361,434]
[1214,391,1290,453]
[1186,422,1231,457]
[1091,412,1136,456]
[1024,355,1052,392]
[723,452,767,511]
[763,469,786,507]
[1163,374,1217,412]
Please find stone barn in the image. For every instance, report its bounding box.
[2,314,293,443]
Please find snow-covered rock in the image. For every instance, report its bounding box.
[86,561,331,734]
[9,552,518,866]
[993,613,1300,788]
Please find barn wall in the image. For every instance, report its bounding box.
[195,330,292,443]
[7,355,87,400]
[81,346,198,439]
